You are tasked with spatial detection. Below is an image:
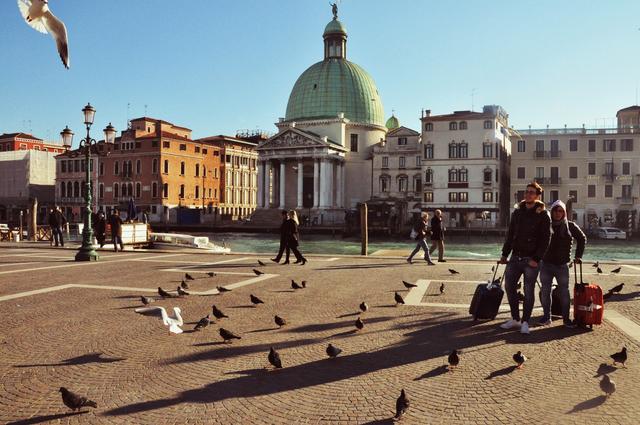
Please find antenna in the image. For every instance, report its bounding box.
[127,102,131,129]
[28,120,32,135]
[144,104,148,116]
[471,88,477,111]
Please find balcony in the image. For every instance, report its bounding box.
[533,177,562,185]
[532,150,562,159]
[602,173,617,182]
[617,196,636,205]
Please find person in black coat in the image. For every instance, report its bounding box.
[93,211,107,248]
[48,206,67,247]
[284,210,306,265]
[109,208,124,252]
[429,209,445,262]
[407,212,435,265]
[271,210,291,264]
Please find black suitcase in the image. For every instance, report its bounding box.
[469,264,505,321]
[537,283,563,317]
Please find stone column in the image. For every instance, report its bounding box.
[297,160,304,209]
[313,158,320,208]
[319,159,328,208]
[257,160,264,208]
[264,160,271,207]
[279,161,286,209]
[336,161,343,208]
[326,160,334,208]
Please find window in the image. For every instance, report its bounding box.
[163,141,170,148]
[449,192,458,202]
[535,167,544,178]
[180,162,185,175]
[459,192,468,202]
[136,159,141,174]
[483,143,493,158]
[195,185,200,199]
[483,120,493,129]
[424,144,433,159]
[179,184,185,198]
[114,161,119,176]
[398,176,408,192]
[623,162,630,175]
[604,185,613,198]
[350,134,358,152]
[203,166,207,178]
[225,155,231,163]
[152,158,158,174]
[459,142,468,158]
[622,185,632,198]
[74,160,80,172]
[214,150,220,157]
[550,139,559,153]
[605,162,614,176]
[603,139,616,152]
[570,139,578,151]
[569,167,578,179]
[398,137,407,146]
[549,190,559,203]
[621,139,634,151]
[81,160,85,172]
[588,139,596,152]
[535,139,544,155]
[459,121,467,130]
[135,182,141,198]
[380,177,389,192]
[459,168,468,182]
[448,168,458,182]
[399,156,406,168]
[448,142,458,159]
[152,182,158,198]
[425,168,433,183]
[113,183,119,198]
[163,159,169,174]
[60,182,66,197]
[163,183,168,198]
[424,192,433,202]
[588,185,596,198]
[449,122,457,131]
[483,192,493,202]
[569,190,578,203]
[416,156,421,167]
[517,167,525,179]
[179,144,187,151]
[484,169,493,182]
[61,161,67,173]
[382,157,389,168]
[195,146,200,153]
[414,176,422,192]
[588,163,596,175]
[99,162,104,176]
[98,183,104,199]
[67,181,72,197]
[195,164,200,177]
[151,140,158,148]
[425,122,433,131]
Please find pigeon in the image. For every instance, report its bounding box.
[253,269,264,276]
[600,374,616,397]
[394,292,405,306]
[592,261,600,268]
[402,280,417,289]
[517,291,525,304]
[177,286,190,297]
[355,317,364,330]
[59,387,97,411]
[611,267,622,274]
[394,389,410,420]
[250,294,264,305]
[207,272,216,278]
[268,347,282,369]
[135,306,184,334]
[18,0,70,69]
[597,267,603,274]
[326,343,342,358]
[448,269,460,275]
[603,291,613,301]
[185,273,195,281]
[359,301,369,312]
[219,327,241,343]
[194,315,211,331]
[301,280,307,288]
[291,280,303,290]
[274,315,287,328]
[258,260,266,266]
[211,305,228,319]
[158,287,174,298]
[610,347,627,367]
[491,265,495,272]
[439,283,445,294]
[448,349,460,370]
[216,286,230,293]
[513,351,527,369]
[609,283,624,294]
[492,278,501,285]
[140,295,154,306]
[180,279,189,290]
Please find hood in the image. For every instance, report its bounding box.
[517,199,546,214]
[550,200,567,214]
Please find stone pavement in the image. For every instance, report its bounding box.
[0,245,639,424]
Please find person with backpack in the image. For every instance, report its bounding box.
[539,200,586,328]
[407,212,435,265]
[498,181,551,334]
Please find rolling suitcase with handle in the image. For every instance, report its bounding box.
[469,264,505,321]
[573,262,603,329]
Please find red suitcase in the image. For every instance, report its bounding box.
[573,262,603,328]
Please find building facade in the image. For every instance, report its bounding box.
[0,133,67,154]
[511,106,640,232]
[419,105,512,228]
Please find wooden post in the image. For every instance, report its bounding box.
[29,198,38,241]
[360,202,368,256]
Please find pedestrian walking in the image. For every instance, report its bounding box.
[429,209,446,262]
[285,210,307,265]
[539,200,586,328]
[498,182,551,334]
[271,210,291,264]
[48,206,67,247]
[93,211,107,248]
[109,208,124,252]
[407,212,435,265]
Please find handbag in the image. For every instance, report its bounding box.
[409,229,417,239]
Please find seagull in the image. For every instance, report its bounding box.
[439,283,445,294]
[609,283,624,294]
[219,327,241,343]
[402,280,417,289]
[140,295,154,306]
[180,279,189,290]
[268,347,282,369]
[326,343,342,358]
[610,347,627,367]
[253,269,264,276]
[207,272,216,278]
[158,287,174,298]
[216,286,230,293]
[448,269,460,275]
[448,349,459,370]
[59,387,96,411]
[211,305,228,319]
[600,374,616,397]
[135,306,184,334]
[274,315,287,328]
[513,351,527,369]
[258,260,266,266]
[185,273,195,281]
[355,317,364,331]
[611,267,622,274]
[18,0,70,69]
[250,294,264,305]
[194,315,211,331]
[394,292,405,306]
[394,389,410,420]
[291,280,303,290]
[359,301,368,312]
[177,286,190,297]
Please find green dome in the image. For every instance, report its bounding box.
[324,19,347,36]
[385,114,399,130]
[285,59,385,127]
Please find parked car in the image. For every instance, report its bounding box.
[596,227,627,240]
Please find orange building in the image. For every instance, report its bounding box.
[0,132,67,153]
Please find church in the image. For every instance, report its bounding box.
[254,7,392,225]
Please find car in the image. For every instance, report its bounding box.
[596,227,627,240]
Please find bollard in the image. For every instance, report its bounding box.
[360,203,368,256]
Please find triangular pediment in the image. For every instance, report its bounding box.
[387,126,419,137]
[258,127,345,151]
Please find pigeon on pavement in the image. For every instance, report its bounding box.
[253,269,264,276]
[326,343,342,358]
[185,273,195,281]
[301,280,307,288]
[194,315,211,331]
[600,374,616,397]
[355,317,364,330]
[216,286,230,293]
[513,351,527,369]
[394,389,410,420]
[291,280,303,290]
[140,295,154,306]
[258,260,266,266]
[181,279,189,290]
[439,283,445,294]
[609,283,624,294]
[359,301,368,312]
[135,306,183,334]
[274,315,287,328]
[250,294,264,305]
[158,287,174,298]
[18,0,70,68]
[592,261,599,268]
[597,267,603,274]
[207,272,216,278]
[219,328,241,343]
[59,387,96,411]
[268,347,282,369]
[394,292,405,306]
[211,305,228,319]
[402,280,417,289]
[177,286,190,297]
[611,267,621,274]
[449,269,460,275]
[448,349,460,370]
[610,347,627,367]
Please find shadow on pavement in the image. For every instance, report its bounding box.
[568,395,607,413]
[414,364,449,380]
[14,352,125,368]
[594,363,618,377]
[485,365,517,379]
[7,411,87,424]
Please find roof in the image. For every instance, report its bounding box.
[385,115,400,130]
[421,111,493,122]
[324,19,347,36]
[129,117,192,131]
[0,132,43,141]
[617,105,640,115]
[196,135,258,148]
[136,131,191,141]
[387,126,419,137]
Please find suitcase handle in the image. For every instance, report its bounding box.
[573,261,585,290]
[489,263,506,289]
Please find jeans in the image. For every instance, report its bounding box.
[112,232,124,251]
[274,239,290,262]
[408,238,432,262]
[504,256,540,323]
[51,226,64,246]
[539,261,570,322]
[429,239,444,261]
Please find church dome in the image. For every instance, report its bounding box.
[385,114,399,130]
[323,19,347,36]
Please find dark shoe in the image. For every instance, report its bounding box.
[406,258,412,264]
[300,258,307,265]
[271,258,279,263]
[54,244,59,247]
[294,260,301,264]
[438,259,446,262]
[282,261,290,265]
[563,320,577,329]
[427,261,436,266]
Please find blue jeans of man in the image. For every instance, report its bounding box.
[51,226,64,246]
[408,238,432,262]
[539,261,570,323]
[504,256,540,323]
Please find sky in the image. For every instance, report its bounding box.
[1,0,639,146]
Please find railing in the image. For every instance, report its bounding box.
[616,196,636,204]
[517,127,640,136]
[602,173,617,182]
[533,177,562,185]
[532,150,561,159]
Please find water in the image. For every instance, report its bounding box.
[202,232,640,262]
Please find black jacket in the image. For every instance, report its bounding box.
[48,210,66,227]
[542,221,586,265]
[430,216,443,240]
[501,200,551,262]
[109,214,123,233]
[283,219,299,247]
[413,219,429,240]
[278,218,288,242]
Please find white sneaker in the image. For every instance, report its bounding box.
[520,322,530,334]
[500,319,521,330]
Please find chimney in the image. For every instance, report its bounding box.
[425,109,431,117]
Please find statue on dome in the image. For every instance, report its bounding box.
[330,2,338,20]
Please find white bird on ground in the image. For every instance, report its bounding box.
[17,0,70,68]
[134,306,184,334]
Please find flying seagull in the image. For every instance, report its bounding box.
[135,306,184,334]
[18,0,70,68]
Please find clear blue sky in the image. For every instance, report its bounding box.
[1,0,639,145]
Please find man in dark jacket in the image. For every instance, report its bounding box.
[109,208,124,252]
[48,206,67,247]
[407,212,435,265]
[539,200,586,328]
[498,182,551,334]
[429,209,445,262]
[271,210,291,264]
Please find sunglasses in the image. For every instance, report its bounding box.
[525,190,538,195]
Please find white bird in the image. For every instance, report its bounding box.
[18,0,70,68]
[134,306,184,334]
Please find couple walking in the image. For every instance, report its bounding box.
[407,209,445,265]
[271,210,307,265]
